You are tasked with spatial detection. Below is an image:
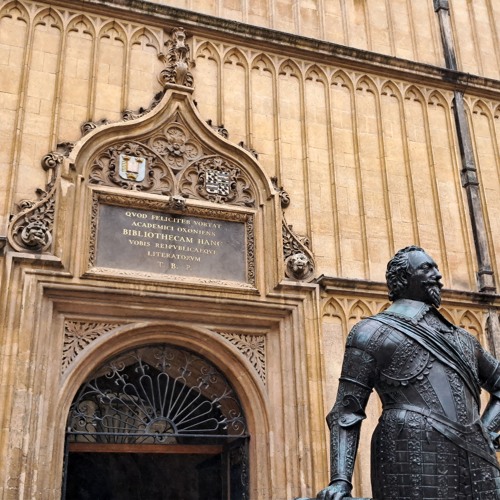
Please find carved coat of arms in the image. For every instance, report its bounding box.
[119,154,146,182]
[205,169,232,196]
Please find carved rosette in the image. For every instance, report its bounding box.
[179,156,255,207]
[8,152,63,253]
[62,320,122,373]
[218,332,266,385]
[158,27,194,88]
[151,123,201,171]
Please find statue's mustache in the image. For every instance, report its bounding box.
[422,279,443,290]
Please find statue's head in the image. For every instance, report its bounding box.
[386,246,443,307]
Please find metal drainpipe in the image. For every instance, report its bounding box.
[433,0,496,294]
[433,0,500,356]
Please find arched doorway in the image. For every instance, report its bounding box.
[62,344,249,499]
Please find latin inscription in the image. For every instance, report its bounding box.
[95,204,247,282]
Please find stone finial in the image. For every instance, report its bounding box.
[159,27,194,88]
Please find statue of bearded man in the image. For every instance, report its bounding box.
[314,246,500,500]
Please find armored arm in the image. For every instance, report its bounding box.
[327,347,375,487]
[478,344,500,448]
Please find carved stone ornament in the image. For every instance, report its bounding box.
[122,90,164,122]
[206,119,229,139]
[158,27,194,88]
[217,332,266,385]
[62,320,122,373]
[179,156,255,207]
[81,118,110,136]
[271,176,290,209]
[165,194,187,211]
[88,116,256,207]
[238,141,259,160]
[275,177,315,282]
[282,215,315,282]
[285,251,314,281]
[8,151,63,253]
[89,141,174,194]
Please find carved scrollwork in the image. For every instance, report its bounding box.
[217,332,266,385]
[62,321,121,373]
[122,90,165,122]
[89,141,174,195]
[238,141,259,160]
[81,118,111,136]
[282,215,315,282]
[8,152,63,253]
[271,176,290,208]
[206,119,229,139]
[179,156,256,207]
[158,27,194,88]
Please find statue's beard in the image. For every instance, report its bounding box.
[423,281,442,308]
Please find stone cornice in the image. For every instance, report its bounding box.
[317,275,500,308]
[46,0,500,100]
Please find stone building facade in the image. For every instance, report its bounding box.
[1,0,500,498]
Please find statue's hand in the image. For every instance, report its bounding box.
[316,480,352,500]
[488,430,500,451]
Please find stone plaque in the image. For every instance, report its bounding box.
[89,194,254,285]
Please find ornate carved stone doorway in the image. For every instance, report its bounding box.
[62,344,249,499]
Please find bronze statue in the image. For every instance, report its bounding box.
[310,246,500,499]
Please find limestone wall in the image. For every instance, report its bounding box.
[2,0,500,288]
[141,0,500,79]
[1,1,500,498]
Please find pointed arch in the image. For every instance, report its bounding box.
[348,300,372,329]
[93,20,127,120]
[438,306,455,325]
[278,59,302,79]
[250,53,276,77]
[404,85,425,103]
[355,75,377,94]
[195,40,221,64]
[305,64,328,85]
[223,47,248,69]
[427,90,449,108]
[322,298,347,325]
[249,53,277,178]
[130,26,161,53]
[472,99,493,118]
[60,14,95,141]
[222,47,249,144]
[331,69,353,90]
[0,0,29,23]
[459,311,483,339]
[375,300,390,314]
[381,81,403,100]
[277,58,310,239]
[67,13,95,38]
[194,42,222,122]
[33,6,63,30]
[98,20,127,44]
